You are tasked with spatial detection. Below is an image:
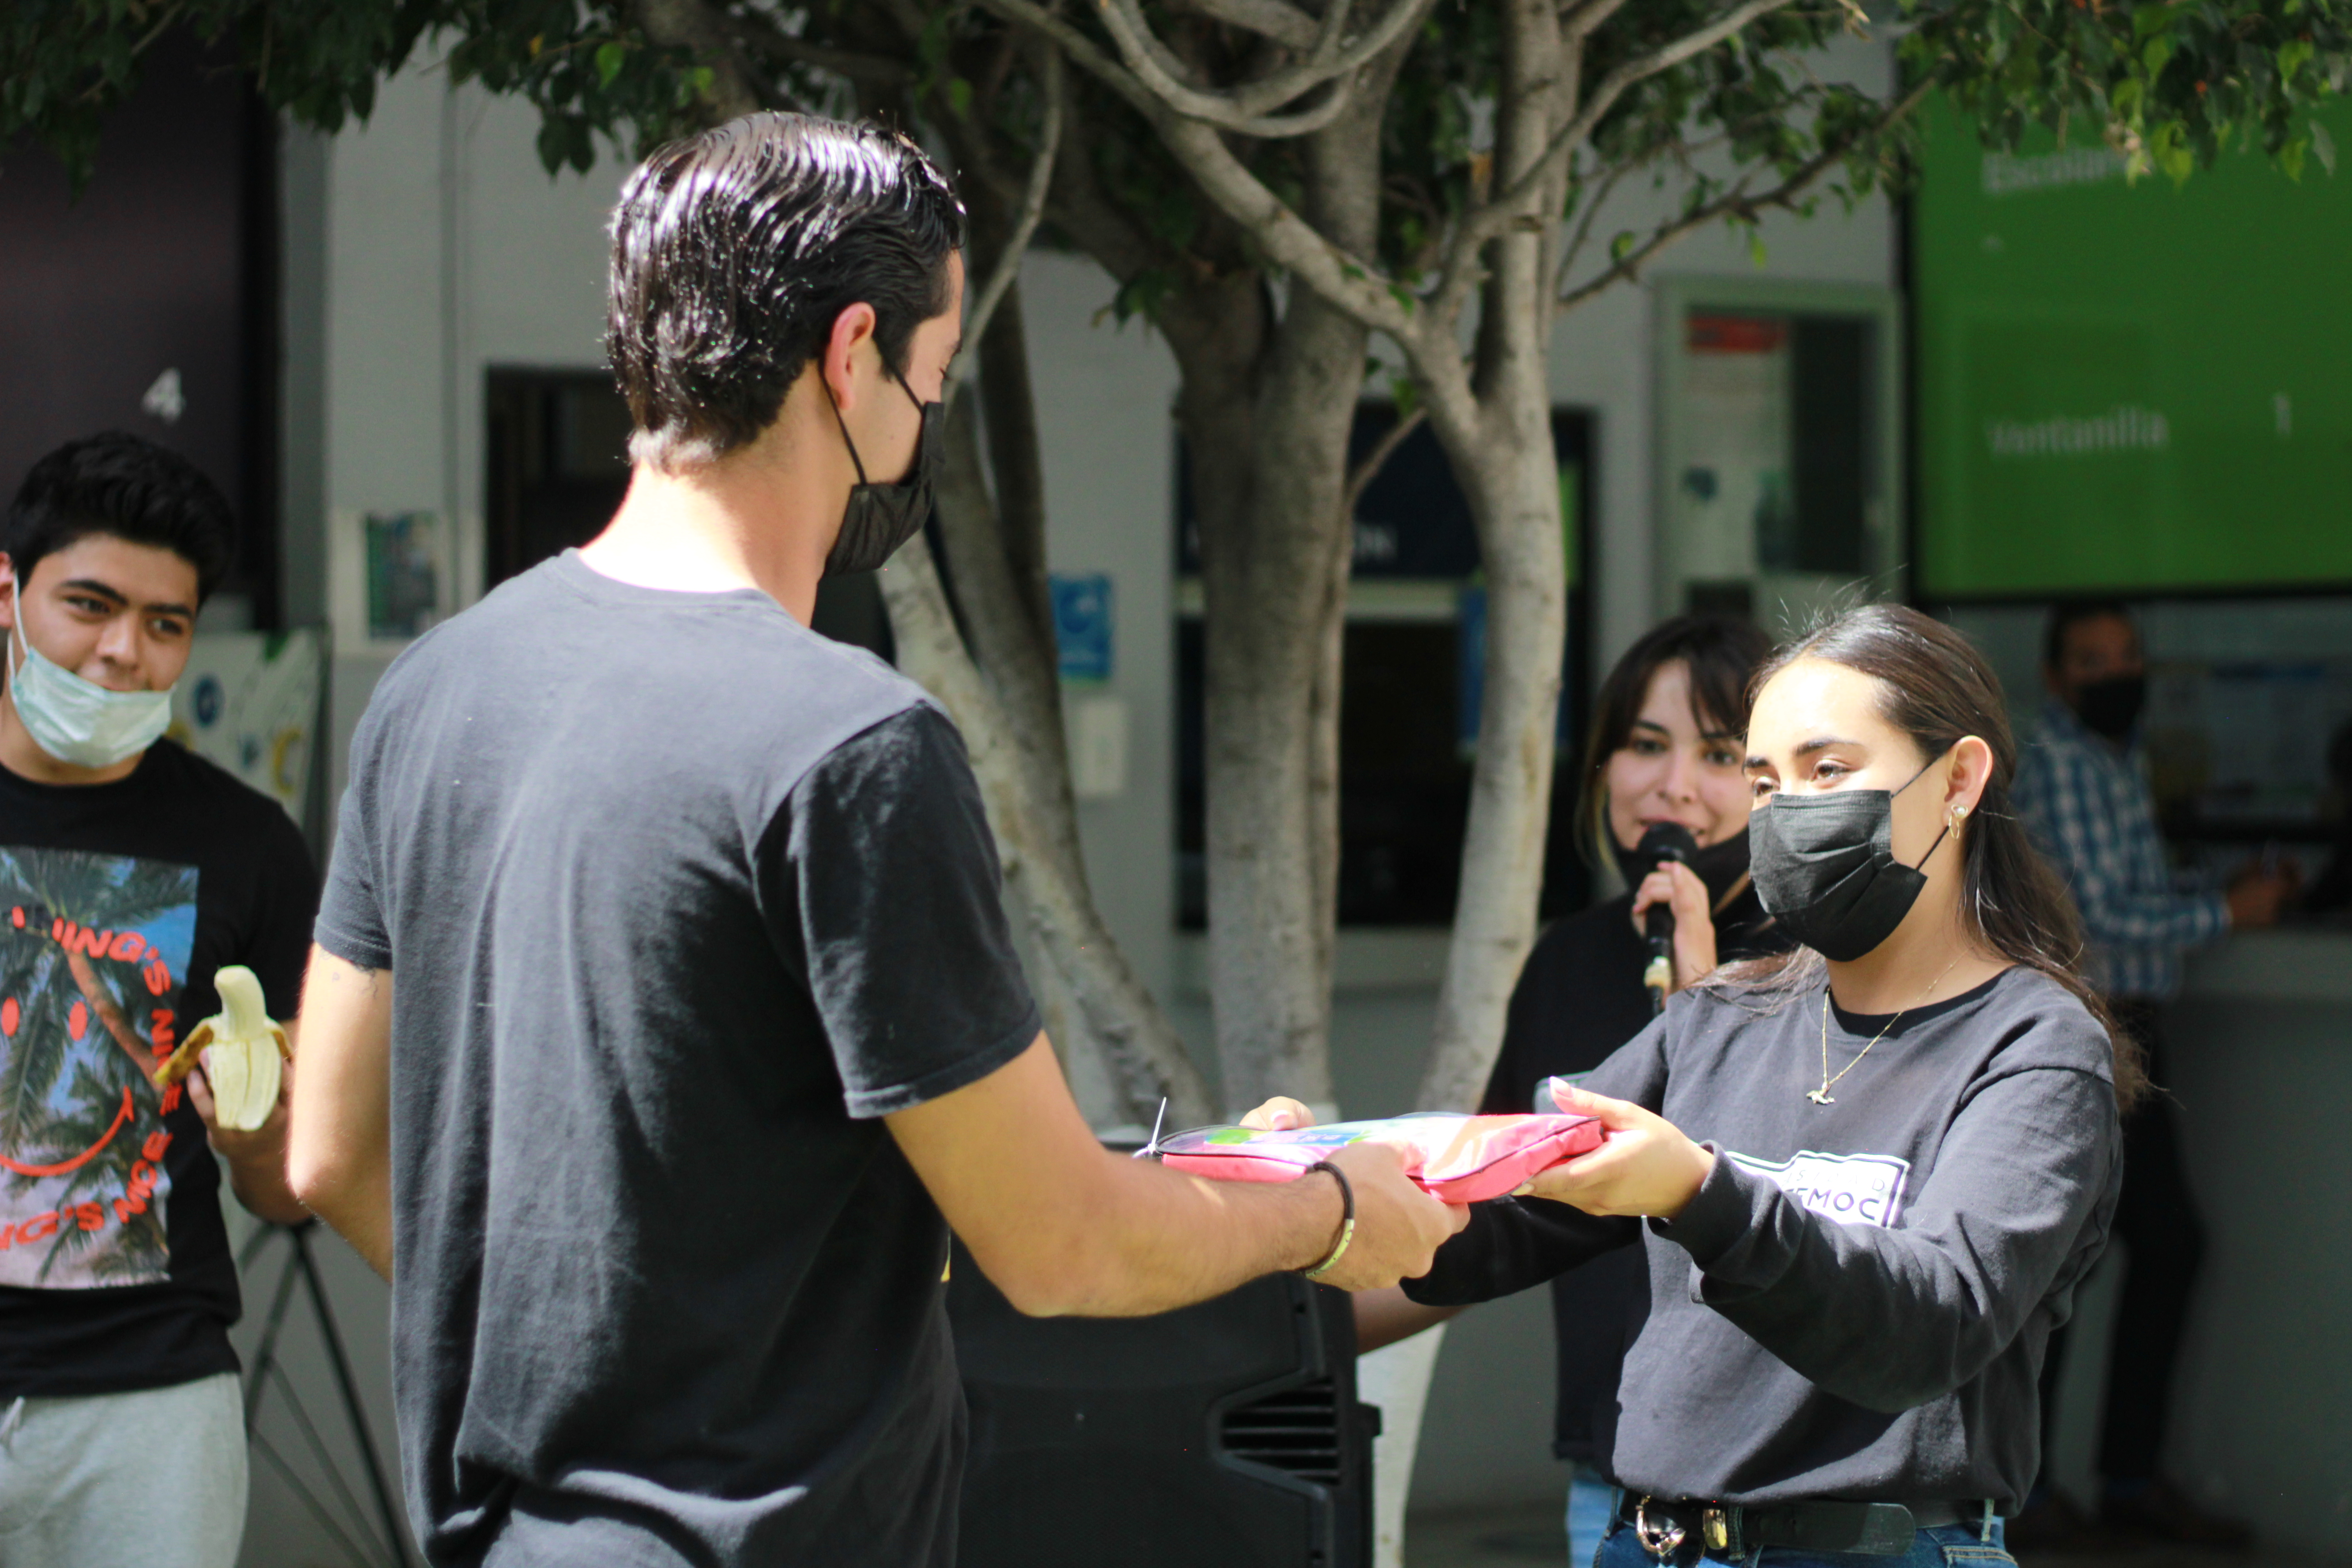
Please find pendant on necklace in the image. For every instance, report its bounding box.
[1807,1089,1834,1105]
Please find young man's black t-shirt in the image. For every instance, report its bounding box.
[0,740,318,1397]
[315,552,1041,1568]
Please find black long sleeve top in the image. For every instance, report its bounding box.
[1479,841,1783,1466]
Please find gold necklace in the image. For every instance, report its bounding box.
[1809,958,1964,1105]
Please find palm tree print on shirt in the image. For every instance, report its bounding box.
[0,846,197,1288]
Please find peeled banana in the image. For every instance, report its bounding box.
[155,965,289,1131]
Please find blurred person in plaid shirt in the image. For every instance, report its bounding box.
[2009,599,2296,1551]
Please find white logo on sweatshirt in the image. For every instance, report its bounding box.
[1727,1149,1911,1227]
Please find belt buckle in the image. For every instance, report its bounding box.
[1635,1497,1687,1560]
[1703,1506,1732,1553]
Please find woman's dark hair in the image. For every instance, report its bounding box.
[4,431,236,603]
[1720,603,2143,1110]
[606,112,966,470]
[1576,615,1774,864]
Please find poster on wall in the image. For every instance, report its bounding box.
[364,511,442,639]
[166,630,323,823]
[1914,95,2352,595]
[1672,314,1793,586]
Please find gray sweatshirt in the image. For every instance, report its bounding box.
[1405,965,2120,1511]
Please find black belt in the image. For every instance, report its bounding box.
[1612,1493,1985,1560]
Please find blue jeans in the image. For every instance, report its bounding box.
[1593,1516,2011,1568]
[1566,1467,1618,1566]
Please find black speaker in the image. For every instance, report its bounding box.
[946,1239,1375,1568]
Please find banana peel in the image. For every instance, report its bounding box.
[154,965,289,1131]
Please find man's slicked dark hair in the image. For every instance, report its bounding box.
[5,432,237,602]
[607,112,965,470]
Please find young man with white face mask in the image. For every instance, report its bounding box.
[0,431,314,1568]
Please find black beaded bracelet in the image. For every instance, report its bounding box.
[1300,1161,1356,1281]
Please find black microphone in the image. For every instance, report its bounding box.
[1636,823,1699,1014]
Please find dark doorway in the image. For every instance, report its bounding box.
[0,32,279,624]
[481,367,894,655]
[1176,407,1597,928]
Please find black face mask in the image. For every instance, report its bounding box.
[1747,756,1952,962]
[825,368,941,575]
[2071,673,2146,741]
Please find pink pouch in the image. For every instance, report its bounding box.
[1156,1113,1605,1204]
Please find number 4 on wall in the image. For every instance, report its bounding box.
[140,368,185,426]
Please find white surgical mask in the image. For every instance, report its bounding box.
[6,621,173,770]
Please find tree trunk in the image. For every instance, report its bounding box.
[878,532,1216,1125]
[1191,290,1365,1117]
[1414,0,1573,1111]
[1180,74,1398,1116]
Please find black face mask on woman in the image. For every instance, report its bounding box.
[825,367,942,575]
[1747,754,1953,962]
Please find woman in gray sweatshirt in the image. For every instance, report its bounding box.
[1269,604,2129,1568]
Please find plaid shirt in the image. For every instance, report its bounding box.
[2011,699,2228,1000]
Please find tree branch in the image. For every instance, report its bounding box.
[630,0,763,121]
[1167,0,1323,50]
[951,46,1062,400]
[1559,0,1635,43]
[726,10,914,85]
[1342,403,1426,519]
[1433,0,1802,321]
[1551,127,1693,295]
[1553,76,1932,313]
[1088,0,1440,137]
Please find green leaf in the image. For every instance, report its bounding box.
[1609,230,1636,263]
[2279,39,2315,82]
[946,76,972,118]
[595,41,627,89]
[1387,373,1421,423]
[2151,119,2195,185]
[535,116,569,176]
[1748,228,1768,267]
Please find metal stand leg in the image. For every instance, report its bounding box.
[240,1219,413,1568]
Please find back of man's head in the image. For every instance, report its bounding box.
[5,431,236,601]
[606,113,965,473]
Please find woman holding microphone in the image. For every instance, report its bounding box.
[1270,605,2130,1568]
[1352,614,1783,1561]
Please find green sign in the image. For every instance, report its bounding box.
[1915,96,2352,595]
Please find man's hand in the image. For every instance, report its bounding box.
[1307,1142,1470,1290]
[2226,862,2300,929]
[890,1043,1466,1316]
[188,1044,309,1226]
[1518,1081,1712,1220]
[1630,860,1719,990]
[1233,1098,1470,1289]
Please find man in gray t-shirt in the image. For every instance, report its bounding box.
[286,114,1464,1567]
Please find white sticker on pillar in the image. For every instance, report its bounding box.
[1726,1148,1910,1228]
[1068,695,1128,801]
